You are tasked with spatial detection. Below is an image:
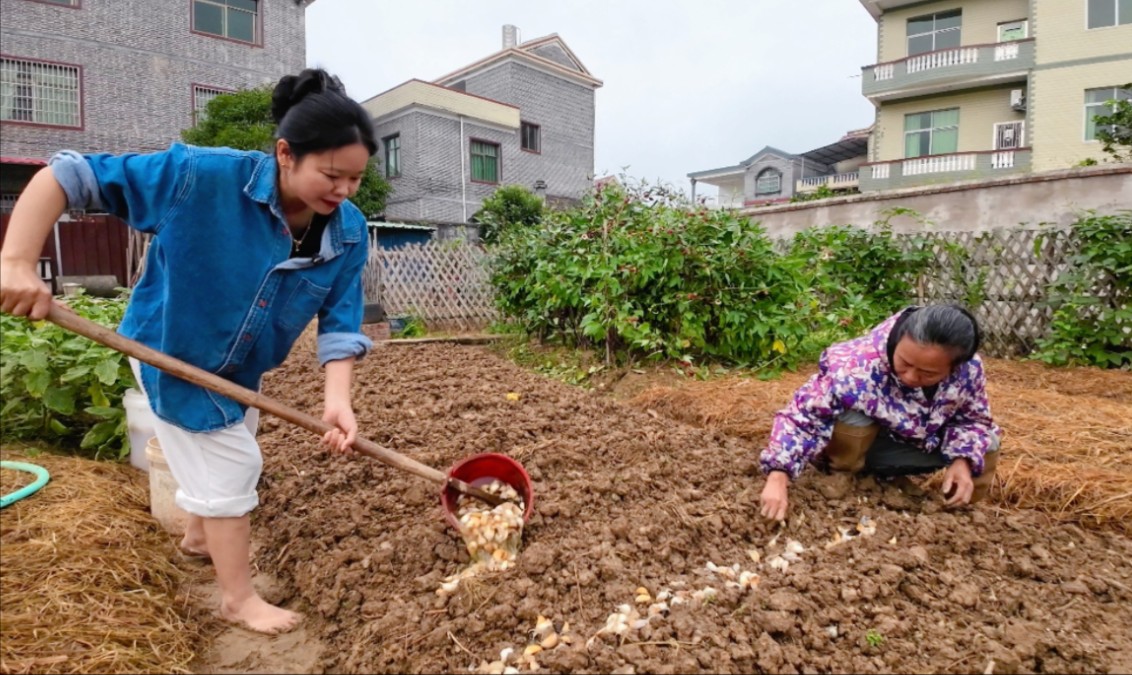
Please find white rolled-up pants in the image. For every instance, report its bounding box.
[130,359,262,518]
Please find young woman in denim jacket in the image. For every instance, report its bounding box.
[759,305,1002,522]
[0,69,375,634]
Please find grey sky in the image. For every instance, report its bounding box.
[306,0,879,198]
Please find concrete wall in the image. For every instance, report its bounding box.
[0,0,307,159]
[1033,0,1132,64]
[878,0,1030,63]
[743,165,1131,238]
[874,84,1025,160]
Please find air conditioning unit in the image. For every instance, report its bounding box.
[1010,89,1027,111]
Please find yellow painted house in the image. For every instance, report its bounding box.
[858,0,1132,191]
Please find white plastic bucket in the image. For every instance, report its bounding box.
[123,388,155,472]
[145,437,189,535]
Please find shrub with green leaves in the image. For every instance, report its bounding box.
[0,292,134,459]
[1033,211,1132,368]
[784,219,933,350]
[490,179,816,367]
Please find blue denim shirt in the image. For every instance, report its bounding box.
[50,143,372,432]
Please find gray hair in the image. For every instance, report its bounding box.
[897,304,982,364]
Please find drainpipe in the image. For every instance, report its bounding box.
[690,178,697,203]
[459,114,468,222]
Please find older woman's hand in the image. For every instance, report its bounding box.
[942,458,974,506]
[760,471,790,521]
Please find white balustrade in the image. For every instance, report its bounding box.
[991,151,1015,169]
[874,63,895,81]
[902,153,977,176]
[994,42,1020,61]
[871,164,891,180]
[906,47,979,74]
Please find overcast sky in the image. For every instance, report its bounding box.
[306,0,879,198]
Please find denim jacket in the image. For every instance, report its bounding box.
[50,143,372,432]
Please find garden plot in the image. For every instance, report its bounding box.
[253,344,1132,674]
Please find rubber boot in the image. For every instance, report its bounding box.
[971,450,1000,504]
[824,420,880,473]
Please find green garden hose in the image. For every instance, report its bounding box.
[0,461,51,508]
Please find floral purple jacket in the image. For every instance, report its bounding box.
[761,310,1000,480]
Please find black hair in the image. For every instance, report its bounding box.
[271,68,377,159]
[896,304,982,364]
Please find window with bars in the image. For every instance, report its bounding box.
[193,0,258,43]
[384,134,401,178]
[907,9,961,55]
[904,108,960,157]
[521,122,541,153]
[192,85,229,123]
[1087,0,1132,28]
[470,140,500,183]
[754,168,782,195]
[0,58,81,127]
[1085,86,1132,140]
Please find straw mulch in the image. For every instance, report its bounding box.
[0,445,200,675]
[630,358,1132,532]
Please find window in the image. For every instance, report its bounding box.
[907,9,961,55]
[0,57,81,127]
[384,134,400,178]
[1088,0,1132,28]
[192,85,229,123]
[755,169,781,195]
[1085,86,1132,140]
[521,122,541,153]
[904,108,959,157]
[470,140,500,183]
[997,19,1028,41]
[193,0,258,43]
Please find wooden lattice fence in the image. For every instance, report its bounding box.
[900,229,1075,358]
[364,239,497,330]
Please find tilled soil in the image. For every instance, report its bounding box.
[254,345,1132,674]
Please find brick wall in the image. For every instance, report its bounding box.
[0,0,308,159]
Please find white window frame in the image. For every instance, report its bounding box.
[754,169,782,195]
[1086,0,1132,29]
[191,84,230,124]
[907,9,962,56]
[997,19,1029,41]
[0,57,82,128]
[904,108,960,158]
[1084,86,1132,141]
[993,121,1025,150]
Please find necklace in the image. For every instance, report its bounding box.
[290,212,315,253]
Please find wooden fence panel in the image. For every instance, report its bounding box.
[364,239,497,330]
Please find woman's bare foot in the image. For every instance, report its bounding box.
[220,595,302,635]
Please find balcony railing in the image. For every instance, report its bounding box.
[795,171,860,193]
[860,149,1031,192]
[862,39,1034,100]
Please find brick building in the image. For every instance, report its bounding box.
[1,0,313,206]
[362,25,602,224]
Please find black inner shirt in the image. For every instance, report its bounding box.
[290,214,329,259]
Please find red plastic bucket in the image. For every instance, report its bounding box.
[441,453,534,532]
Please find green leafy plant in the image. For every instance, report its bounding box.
[489,177,816,369]
[865,629,885,648]
[0,292,134,459]
[1033,211,1132,368]
[790,183,856,203]
[474,185,545,245]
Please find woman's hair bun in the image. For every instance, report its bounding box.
[270,68,346,124]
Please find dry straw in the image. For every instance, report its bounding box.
[1,446,199,675]
[631,358,1132,532]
